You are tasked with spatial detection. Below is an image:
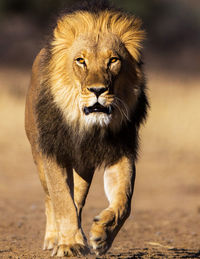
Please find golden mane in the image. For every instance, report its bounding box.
[53,10,145,61]
[46,10,145,131]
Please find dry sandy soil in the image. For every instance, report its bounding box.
[0,68,200,259]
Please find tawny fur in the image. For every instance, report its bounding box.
[25,5,148,257]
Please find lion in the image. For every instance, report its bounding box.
[25,1,148,257]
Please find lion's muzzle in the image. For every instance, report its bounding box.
[87,87,108,98]
[83,103,112,115]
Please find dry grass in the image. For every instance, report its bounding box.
[0,68,38,199]
[143,73,200,156]
[136,73,200,211]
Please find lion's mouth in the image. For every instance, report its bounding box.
[83,103,112,115]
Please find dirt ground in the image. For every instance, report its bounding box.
[0,68,200,259]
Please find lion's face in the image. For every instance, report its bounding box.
[70,34,124,127]
[49,11,144,130]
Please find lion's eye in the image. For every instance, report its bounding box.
[109,57,119,64]
[76,58,86,65]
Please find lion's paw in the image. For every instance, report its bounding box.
[43,232,58,250]
[52,244,90,257]
[90,208,116,255]
[90,229,110,255]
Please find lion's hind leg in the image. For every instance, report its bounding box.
[90,157,135,255]
[34,153,58,251]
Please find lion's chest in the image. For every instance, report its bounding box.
[52,127,123,171]
[36,88,137,171]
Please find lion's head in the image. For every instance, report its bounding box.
[47,10,145,131]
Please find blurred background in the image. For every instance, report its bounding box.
[0,1,200,258]
[0,0,200,73]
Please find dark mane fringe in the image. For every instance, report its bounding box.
[36,84,147,171]
[35,98,148,171]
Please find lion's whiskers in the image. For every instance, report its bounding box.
[112,102,123,124]
[113,97,130,122]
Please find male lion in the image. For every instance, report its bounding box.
[25,1,148,257]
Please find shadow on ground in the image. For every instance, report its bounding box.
[106,248,200,259]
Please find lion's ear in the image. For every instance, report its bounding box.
[109,13,146,62]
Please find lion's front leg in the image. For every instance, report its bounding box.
[73,169,94,223]
[43,157,90,257]
[90,156,135,255]
[43,195,58,250]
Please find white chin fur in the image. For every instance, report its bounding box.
[84,113,111,127]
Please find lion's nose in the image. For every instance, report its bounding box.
[87,87,108,98]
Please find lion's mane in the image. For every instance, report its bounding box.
[36,1,149,170]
